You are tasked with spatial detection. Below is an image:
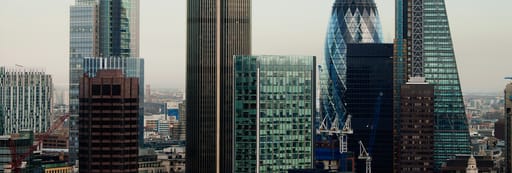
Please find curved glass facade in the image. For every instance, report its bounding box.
[321,0,383,126]
[318,0,383,171]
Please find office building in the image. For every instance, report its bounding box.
[344,43,393,172]
[233,55,316,172]
[138,148,166,173]
[69,0,141,163]
[504,82,512,173]
[0,130,34,172]
[186,0,251,172]
[78,70,139,172]
[0,67,52,135]
[394,0,470,170]
[172,101,186,141]
[395,77,435,173]
[83,57,145,146]
[318,0,383,171]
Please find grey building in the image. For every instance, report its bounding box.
[0,67,52,135]
[186,0,251,172]
[69,0,141,163]
[0,130,34,172]
[233,55,316,173]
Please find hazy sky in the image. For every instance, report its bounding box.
[1,0,511,92]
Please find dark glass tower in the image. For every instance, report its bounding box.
[186,0,251,172]
[393,0,470,170]
[345,43,393,173]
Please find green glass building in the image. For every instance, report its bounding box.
[234,55,316,173]
[394,0,470,171]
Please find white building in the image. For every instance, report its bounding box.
[0,67,52,135]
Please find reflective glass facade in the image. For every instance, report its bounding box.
[234,55,316,173]
[345,43,393,173]
[319,0,383,170]
[69,0,97,163]
[99,0,139,57]
[186,0,251,172]
[394,0,470,170]
[321,0,383,132]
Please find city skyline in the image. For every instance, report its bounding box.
[1,0,511,92]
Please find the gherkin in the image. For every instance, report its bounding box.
[318,0,383,171]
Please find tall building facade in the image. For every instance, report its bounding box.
[0,67,52,135]
[233,55,316,173]
[396,77,435,173]
[83,57,145,146]
[504,82,512,173]
[186,0,251,172]
[78,70,139,172]
[345,43,393,172]
[69,0,141,163]
[393,0,470,170]
[318,0,383,171]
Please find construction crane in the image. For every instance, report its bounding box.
[8,114,70,173]
[358,141,372,173]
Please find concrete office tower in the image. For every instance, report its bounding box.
[504,82,512,173]
[79,70,139,172]
[0,67,52,135]
[344,43,393,172]
[83,57,145,146]
[394,0,470,169]
[186,0,251,172]
[396,77,434,173]
[172,101,186,141]
[69,0,141,163]
[233,55,316,173]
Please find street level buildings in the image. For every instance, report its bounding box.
[186,0,251,172]
[233,55,316,172]
[393,0,470,170]
[78,70,139,172]
[0,67,52,135]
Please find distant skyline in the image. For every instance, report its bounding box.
[1,0,512,92]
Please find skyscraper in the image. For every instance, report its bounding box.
[69,0,98,163]
[393,0,470,170]
[233,55,316,172]
[186,0,251,172]
[345,43,393,172]
[79,70,139,172]
[0,67,52,135]
[504,82,512,173]
[69,0,141,163]
[318,0,383,170]
[396,77,435,173]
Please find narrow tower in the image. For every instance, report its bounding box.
[186,0,251,172]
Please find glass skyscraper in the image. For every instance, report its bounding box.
[321,0,383,135]
[69,0,141,164]
[394,0,470,170]
[186,0,251,172]
[318,0,383,171]
[233,55,316,173]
